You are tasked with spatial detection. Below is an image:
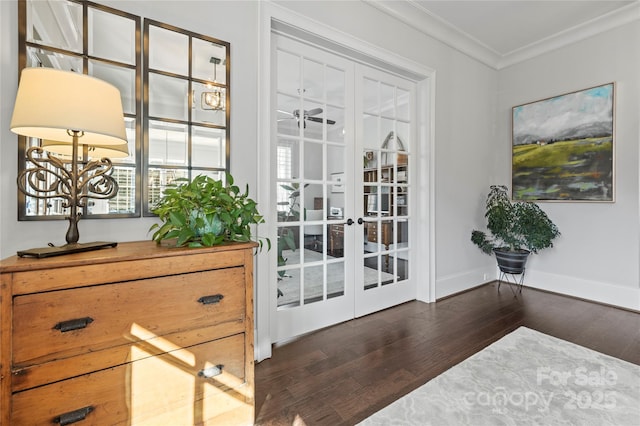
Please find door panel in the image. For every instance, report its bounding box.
[274,35,354,340]
[356,67,415,317]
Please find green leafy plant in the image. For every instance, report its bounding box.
[149,174,269,251]
[471,185,560,254]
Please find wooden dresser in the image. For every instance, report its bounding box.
[0,240,256,425]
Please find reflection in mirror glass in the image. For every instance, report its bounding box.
[89,166,136,215]
[27,0,82,53]
[191,126,226,168]
[147,167,189,208]
[89,7,136,65]
[118,117,136,164]
[148,73,188,121]
[148,25,188,75]
[90,61,136,114]
[26,47,82,71]
[193,81,226,126]
[148,120,188,166]
[194,170,225,183]
[192,38,226,84]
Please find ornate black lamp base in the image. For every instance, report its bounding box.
[17,241,118,258]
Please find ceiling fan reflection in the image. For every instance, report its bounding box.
[277,108,336,128]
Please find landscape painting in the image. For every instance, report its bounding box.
[512,83,614,202]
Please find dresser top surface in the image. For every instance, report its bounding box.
[0,240,257,273]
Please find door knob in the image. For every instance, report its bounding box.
[346,218,354,225]
[357,217,364,225]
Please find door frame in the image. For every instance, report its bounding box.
[255,1,436,362]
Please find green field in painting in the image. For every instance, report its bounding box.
[512,137,612,200]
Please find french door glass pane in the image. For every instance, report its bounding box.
[303,143,323,180]
[326,105,345,143]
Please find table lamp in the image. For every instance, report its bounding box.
[10,67,129,258]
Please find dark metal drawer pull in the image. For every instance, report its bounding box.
[53,317,94,333]
[53,406,94,425]
[198,364,224,378]
[198,294,224,305]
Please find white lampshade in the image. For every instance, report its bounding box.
[10,68,128,146]
[41,139,130,159]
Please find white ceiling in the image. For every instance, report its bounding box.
[368,0,640,69]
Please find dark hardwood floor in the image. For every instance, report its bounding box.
[254,282,640,425]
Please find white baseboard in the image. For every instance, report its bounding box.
[436,267,640,311]
[522,270,640,312]
[436,267,495,299]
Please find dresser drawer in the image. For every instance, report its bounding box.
[11,334,250,425]
[13,267,245,367]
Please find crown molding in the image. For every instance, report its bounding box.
[498,2,640,69]
[365,0,640,70]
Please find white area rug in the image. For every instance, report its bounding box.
[278,249,395,306]
[359,327,640,425]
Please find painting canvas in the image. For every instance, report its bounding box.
[512,83,614,201]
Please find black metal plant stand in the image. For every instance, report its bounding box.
[497,268,526,297]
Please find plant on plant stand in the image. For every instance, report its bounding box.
[149,173,269,251]
[471,185,560,276]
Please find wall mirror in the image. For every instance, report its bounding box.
[18,0,231,220]
[144,20,230,214]
[19,0,140,219]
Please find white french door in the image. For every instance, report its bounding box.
[274,34,355,340]
[273,34,416,342]
[355,67,416,316]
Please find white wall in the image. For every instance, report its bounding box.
[497,21,640,310]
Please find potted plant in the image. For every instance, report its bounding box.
[149,173,269,251]
[471,185,560,274]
